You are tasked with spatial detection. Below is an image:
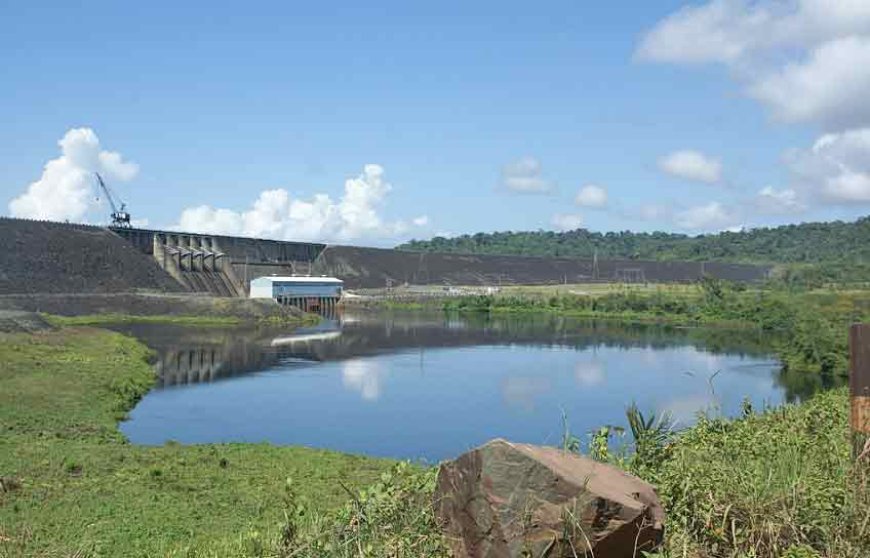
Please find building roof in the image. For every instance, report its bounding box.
[252,276,343,284]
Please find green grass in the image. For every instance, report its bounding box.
[3,298,867,557]
[0,328,393,556]
[43,313,245,326]
[645,388,869,558]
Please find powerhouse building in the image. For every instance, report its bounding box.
[249,276,343,313]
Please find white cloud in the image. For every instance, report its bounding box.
[501,157,552,193]
[638,0,870,65]
[636,0,764,64]
[785,128,870,204]
[9,127,139,222]
[636,203,673,221]
[412,215,429,227]
[637,1,870,131]
[175,164,424,242]
[658,150,722,184]
[675,202,738,230]
[574,184,608,208]
[551,213,584,231]
[755,186,806,214]
[823,172,870,202]
[748,36,870,129]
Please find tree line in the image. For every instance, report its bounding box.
[398,216,870,265]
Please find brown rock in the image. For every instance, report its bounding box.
[434,439,665,558]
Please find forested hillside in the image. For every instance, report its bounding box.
[399,217,870,264]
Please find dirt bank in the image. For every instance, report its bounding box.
[0,310,53,333]
[0,292,305,321]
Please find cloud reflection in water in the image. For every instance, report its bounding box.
[341,358,384,401]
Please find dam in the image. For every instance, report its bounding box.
[0,217,772,298]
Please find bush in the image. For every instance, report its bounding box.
[646,389,867,558]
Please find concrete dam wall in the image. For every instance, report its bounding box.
[0,219,772,297]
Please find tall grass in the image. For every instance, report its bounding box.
[644,388,869,558]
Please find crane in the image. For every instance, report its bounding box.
[94,172,132,228]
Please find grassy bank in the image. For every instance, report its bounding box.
[42,312,321,327]
[43,313,244,326]
[0,327,396,556]
[574,387,868,557]
[2,304,866,557]
[439,280,868,377]
[644,388,868,557]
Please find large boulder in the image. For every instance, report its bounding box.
[434,439,664,558]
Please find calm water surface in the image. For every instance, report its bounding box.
[113,312,807,462]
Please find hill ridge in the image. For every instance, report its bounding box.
[398,216,870,264]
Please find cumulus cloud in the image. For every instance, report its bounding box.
[9,127,139,222]
[574,184,608,208]
[675,201,738,230]
[658,150,722,184]
[636,0,764,64]
[501,157,552,193]
[551,213,584,231]
[785,128,870,204]
[748,36,870,129]
[637,0,870,130]
[412,215,429,227]
[638,0,870,65]
[755,186,806,214]
[636,203,673,221]
[175,164,425,242]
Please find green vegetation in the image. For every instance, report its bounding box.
[3,288,867,557]
[400,216,870,285]
[646,389,868,558]
[438,282,870,556]
[43,313,244,326]
[441,279,865,377]
[571,390,868,557]
[400,215,870,264]
[42,312,321,327]
[0,327,404,556]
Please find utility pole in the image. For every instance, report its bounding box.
[592,249,599,281]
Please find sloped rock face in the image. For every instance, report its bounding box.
[434,439,664,558]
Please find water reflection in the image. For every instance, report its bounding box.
[502,376,552,411]
[341,359,384,401]
[107,312,844,403]
[574,359,605,387]
[109,311,844,461]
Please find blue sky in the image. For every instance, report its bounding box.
[3,0,870,245]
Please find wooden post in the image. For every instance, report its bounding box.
[850,324,870,460]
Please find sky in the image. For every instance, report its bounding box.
[2,0,870,245]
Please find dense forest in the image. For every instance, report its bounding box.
[398,217,870,265]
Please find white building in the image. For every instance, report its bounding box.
[249,276,343,313]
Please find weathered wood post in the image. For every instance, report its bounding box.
[850,324,870,460]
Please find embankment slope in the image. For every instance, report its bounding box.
[0,218,182,294]
[312,245,770,289]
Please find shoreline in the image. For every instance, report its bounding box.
[1,297,865,556]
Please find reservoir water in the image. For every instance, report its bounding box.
[114,312,801,462]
